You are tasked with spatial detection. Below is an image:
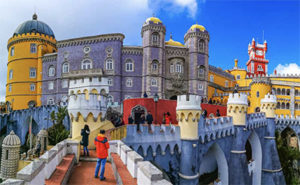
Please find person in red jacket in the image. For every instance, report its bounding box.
[94,130,110,181]
[165,112,172,125]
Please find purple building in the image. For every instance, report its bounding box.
[41,17,210,105]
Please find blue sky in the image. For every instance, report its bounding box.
[0,0,299,101]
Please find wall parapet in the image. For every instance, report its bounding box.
[246,113,267,130]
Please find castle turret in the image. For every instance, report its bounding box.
[260,93,276,118]
[176,94,201,184]
[249,78,271,113]
[227,93,248,125]
[1,131,21,179]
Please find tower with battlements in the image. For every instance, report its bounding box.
[227,93,248,125]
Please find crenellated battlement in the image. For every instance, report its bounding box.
[261,93,277,104]
[68,75,109,95]
[227,93,248,105]
[246,113,267,130]
[261,93,277,118]
[176,94,201,110]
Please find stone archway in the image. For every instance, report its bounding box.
[199,143,229,185]
[131,105,147,124]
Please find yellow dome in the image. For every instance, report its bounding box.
[165,39,184,47]
[190,24,206,32]
[145,17,162,24]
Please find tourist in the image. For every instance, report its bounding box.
[81,124,90,156]
[94,130,110,181]
[128,114,134,124]
[165,112,172,125]
[140,113,145,124]
[202,109,207,118]
[146,111,153,132]
[208,98,213,104]
[162,113,166,124]
[35,140,41,157]
[143,92,148,98]
[216,109,221,117]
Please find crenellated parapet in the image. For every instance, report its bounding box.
[261,93,277,118]
[176,94,201,140]
[227,93,248,125]
[246,113,267,130]
[199,116,234,143]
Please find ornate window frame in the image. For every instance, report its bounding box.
[29,68,36,78]
[105,58,114,70]
[30,43,37,53]
[198,39,205,53]
[48,65,56,77]
[81,59,93,70]
[151,78,158,87]
[125,59,134,72]
[151,32,160,46]
[126,78,133,87]
[62,62,69,73]
[107,78,113,86]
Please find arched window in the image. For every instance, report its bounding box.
[286,103,290,109]
[287,89,290,96]
[170,63,174,73]
[126,78,133,87]
[152,60,159,71]
[198,39,205,52]
[125,59,134,72]
[236,75,241,80]
[175,63,183,73]
[282,88,286,95]
[276,88,281,95]
[151,32,159,45]
[107,78,113,86]
[107,95,114,102]
[10,47,15,56]
[198,65,205,78]
[62,62,69,73]
[295,90,299,96]
[48,66,55,77]
[276,102,280,109]
[256,91,260,98]
[9,70,13,80]
[151,78,157,87]
[82,59,92,70]
[30,84,35,91]
[210,75,214,82]
[281,102,285,109]
[30,43,37,53]
[295,103,298,110]
[106,58,113,70]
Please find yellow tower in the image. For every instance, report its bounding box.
[176,95,201,140]
[227,93,248,125]
[260,93,277,118]
[249,78,271,113]
[6,13,57,110]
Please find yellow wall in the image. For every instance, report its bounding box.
[6,33,56,110]
[249,83,271,113]
[176,110,201,140]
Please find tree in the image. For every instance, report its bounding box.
[48,106,69,145]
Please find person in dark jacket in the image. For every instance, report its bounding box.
[81,124,90,156]
[94,130,110,181]
[146,111,154,132]
[202,109,207,118]
[128,115,134,124]
[216,109,221,117]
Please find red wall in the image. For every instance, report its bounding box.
[123,98,227,125]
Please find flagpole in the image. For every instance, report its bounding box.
[30,115,32,151]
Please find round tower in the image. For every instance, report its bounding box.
[37,129,48,154]
[249,78,271,113]
[227,93,248,125]
[176,94,201,140]
[260,93,277,118]
[6,13,57,110]
[141,16,166,98]
[1,131,21,179]
[184,24,209,97]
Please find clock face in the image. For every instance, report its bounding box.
[256,50,263,56]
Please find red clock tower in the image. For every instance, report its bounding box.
[246,38,268,76]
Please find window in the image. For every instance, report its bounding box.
[175,63,183,73]
[106,58,113,70]
[62,62,69,73]
[198,40,205,52]
[62,80,68,88]
[48,66,55,77]
[151,78,157,87]
[198,83,203,90]
[30,43,37,53]
[257,65,264,72]
[210,75,214,82]
[126,78,133,87]
[107,78,113,86]
[29,68,36,78]
[10,47,14,56]
[8,85,12,92]
[107,95,114,102]
[48,82,54,90]
[125,59,134,72]
[236,75,241,80]
[198,68,204,77]
[30,84,35,91]
[152,32,159,45]
[5,150,8,160]
[225,81,229,87]
[82,59,92,70]
[251,62,254,73]
[47,98,55,105]
[152,60,158,71]
[256,91,260,98]
[170,64,174,73]
[9,70,13,80]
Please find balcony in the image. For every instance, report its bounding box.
[62,68,103,78]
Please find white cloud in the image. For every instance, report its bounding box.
[274,63,300,75]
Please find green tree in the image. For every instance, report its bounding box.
[48,106,69,145]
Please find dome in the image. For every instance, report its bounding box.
[189,24,206,32]
[145,17,162,24]
[13,13,55,38]
[38,129,48,137]
[165,39,184,47]
[2,131,21,146]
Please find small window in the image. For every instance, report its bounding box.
[152,60,158,71]
[175,63,183,73]
[30,43,37,53]
[152,32,159,45]
[256,91,260,98]
[198,83,203,90]
[5,150,8,160]
[8,85,12,92]
[225,81,229,87]
[210,75,214,82]
[125,59,134,72]
[236,75,241,80]
[108,78,113,86]
[47,98,55,105]
[29,68,36,78]
[126,78,133,87]
[9,70,13,80]
[198,39,205,52]
[62,80,68,88]
[30,84,35,91]
[48,82,54,90]
[10,47,15,56]
[48,66,55,77]
[198,67,204,77]
[170,64,174,73]
[62,62,69,73]
[151,78,157,87]
[82,59,92,70]
[106,58,113,70]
